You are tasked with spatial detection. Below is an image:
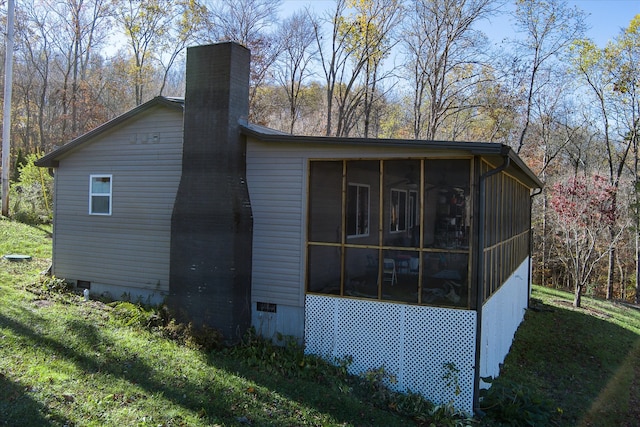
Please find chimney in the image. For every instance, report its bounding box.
[169,42,252,341]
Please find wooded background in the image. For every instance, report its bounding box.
[1,0,639,306]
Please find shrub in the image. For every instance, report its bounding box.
[107,302,224,351]
[161,319,224,351]
[40,275,72,294]
[109,301,160,328]
[25,275,73,300]
[9,153,53,225]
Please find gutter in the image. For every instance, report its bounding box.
[241,123,515,155]
[473,149,510,415]
[528,187,543,306]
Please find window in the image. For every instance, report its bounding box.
[390,189,407,232]
[90,175,112,215]
[347,183,370,237]
[409,190,418,228]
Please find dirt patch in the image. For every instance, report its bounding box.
[553,299,612,319]
[33,299,53,308]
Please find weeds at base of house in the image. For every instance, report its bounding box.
[226,330,479,426]
[478,376,561,426]
[21,279,484,424]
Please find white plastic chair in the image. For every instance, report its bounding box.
[383,258,397,286]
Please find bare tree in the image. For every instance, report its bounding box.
[14,4,52,152]
[605,18,640,302]
[157,1,208,96]
[313,0,400,137]
[205,0,282,121]
[402,0,497,140]
[274,11,317,134]
[312,0,349,136]
[49,0,113,135]
[12,0,113,149]
[342,0,402,138]
[115,0,203,105]
[512,0,586,154]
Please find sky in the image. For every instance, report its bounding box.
[482,0,640,47]
[280,0,640,48]
[570,0,639,46]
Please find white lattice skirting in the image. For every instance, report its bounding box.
[304,296,477,413]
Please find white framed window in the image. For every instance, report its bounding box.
[89,174,112,215]
[390,188,407,232]
[347,183,370,237]
[409,190,418,227]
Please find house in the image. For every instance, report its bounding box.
[36,42,543,414]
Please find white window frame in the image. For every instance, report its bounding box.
[409,190,419,227]
[390,188,408,232]
[89,174,112,215]
[347,183,370,238]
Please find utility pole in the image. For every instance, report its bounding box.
[1,0,15,217]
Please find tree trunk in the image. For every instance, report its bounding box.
[617,250,626,301]
[574,283,582,308]
[636,225,640,304]
[606,190,618,299]
[636,144,640,304]
[325,85,333,136]
[606,243,615,299]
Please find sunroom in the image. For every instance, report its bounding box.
[301,153,540,413]
[307,156,533,309]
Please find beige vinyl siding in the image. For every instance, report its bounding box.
[51,106,183,296]
[247,148,306,307]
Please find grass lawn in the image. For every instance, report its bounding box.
[498,287,640,426]
[1,217,640,426]
[0,219,417,426]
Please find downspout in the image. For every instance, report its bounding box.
[474,148,510,415]
[528,188,543,307]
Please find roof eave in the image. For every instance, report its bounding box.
[241,124,543,189]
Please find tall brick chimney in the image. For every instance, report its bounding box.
[169,42,252,341]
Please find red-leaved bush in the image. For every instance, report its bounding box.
[550,174,616,227]
[549,174,618,307]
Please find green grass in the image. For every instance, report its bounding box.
[0,219,415,426]
[2,217,640,426]
[497,286,640,426]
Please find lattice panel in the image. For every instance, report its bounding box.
[403,305,476,410]
[305,295,477,414]
[334,299,403,377]
[304,295,336,358]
